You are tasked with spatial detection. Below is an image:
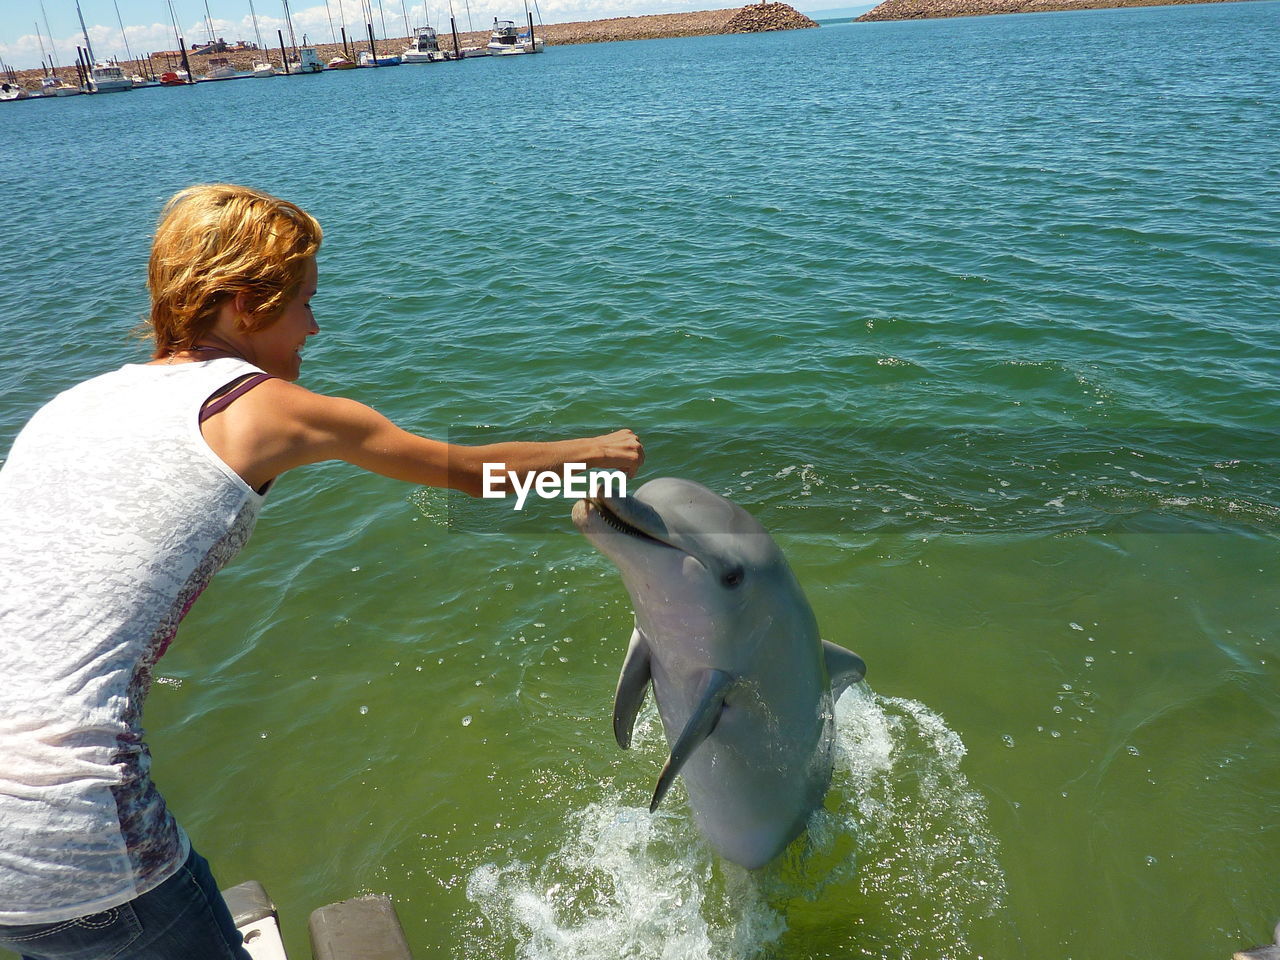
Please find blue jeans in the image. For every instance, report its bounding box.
[0,847,250,960]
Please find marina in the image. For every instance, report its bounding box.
[0,3,815,93]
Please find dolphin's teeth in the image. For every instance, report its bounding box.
[594,500,671,548]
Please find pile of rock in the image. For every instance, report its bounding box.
[533,9,745,46]
[725,2,820,32]
[534,4,816,46]
[856,0,1244,21]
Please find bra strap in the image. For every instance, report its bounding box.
[199,373,274,424]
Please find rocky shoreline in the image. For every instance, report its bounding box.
[2,3,816,93]
[856,0,1257,21]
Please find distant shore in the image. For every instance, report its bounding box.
[2,3,817,93]
[856,0,1261,21]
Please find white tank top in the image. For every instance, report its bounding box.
[0,358,269,922]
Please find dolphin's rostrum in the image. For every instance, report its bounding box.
[572,477,867,869]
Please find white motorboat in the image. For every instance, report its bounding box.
[289,47,324,73]
[402,26,444,63]
[253,61,277,77]
[89,61,133,92]
[487,18,543,55]
[130,74,159,87]
[0,82,29,101]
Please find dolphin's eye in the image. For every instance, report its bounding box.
[723,569,745,588]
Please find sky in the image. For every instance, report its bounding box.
[0,0,872,71]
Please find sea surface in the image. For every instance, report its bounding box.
[1,3,1278,957]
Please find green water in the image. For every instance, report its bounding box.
[1,4,1277,958]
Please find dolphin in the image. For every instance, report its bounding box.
[571,477,866,869]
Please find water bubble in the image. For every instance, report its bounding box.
[462,715,473,727]
[359,705,369,716]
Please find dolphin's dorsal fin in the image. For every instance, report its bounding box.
[650,668,735,813]
[823,640,867,701]
[614,627,653,749]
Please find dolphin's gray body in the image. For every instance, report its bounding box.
[571,477,866,869]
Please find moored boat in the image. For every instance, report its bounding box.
[487,17,543,55]
[0,82,29,101]
[200,57,240,81]
[253,60,277,77]
[89,61,133,92]
[402,25,444,63]
[326,55,357,69]
[159,69,190,85]
[290,46,324,73]
[358,50,402,67]
[39,75,83,96]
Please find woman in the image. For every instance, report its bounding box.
[0,184,643,959]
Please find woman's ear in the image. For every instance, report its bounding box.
[232,293,254,331]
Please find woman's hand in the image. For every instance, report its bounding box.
[588,429,645,478]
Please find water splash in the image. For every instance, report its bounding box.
[464,688,1005,960]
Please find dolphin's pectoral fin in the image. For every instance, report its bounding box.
[823,639,867,700]
[613,627,653,750]
[650,668,735,813]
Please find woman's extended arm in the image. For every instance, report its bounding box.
[202,378,644,495]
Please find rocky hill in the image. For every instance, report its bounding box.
[857,0,1255,21]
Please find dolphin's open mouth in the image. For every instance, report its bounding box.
[582,497,676,549]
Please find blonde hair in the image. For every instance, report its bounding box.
[146,184,322,357]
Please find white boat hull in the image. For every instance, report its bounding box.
[90,79,133,93]
[487,38,544,55]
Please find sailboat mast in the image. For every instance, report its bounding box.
[282,0,299,52]
[76,0,95,63]
[248,0,266,51]
[39,0,61,71]
[203,0,217,44]
[34,21,50,73]
[324,0,338,43]
[113,0,137,68]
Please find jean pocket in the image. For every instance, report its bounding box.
[0,903,143,959]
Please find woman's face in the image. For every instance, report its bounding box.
[248,258,319,381]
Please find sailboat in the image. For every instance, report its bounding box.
[248,0,276,75]
[34,8,85,94]
[451,0,489,57]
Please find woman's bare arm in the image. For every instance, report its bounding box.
[201,378,644,495]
